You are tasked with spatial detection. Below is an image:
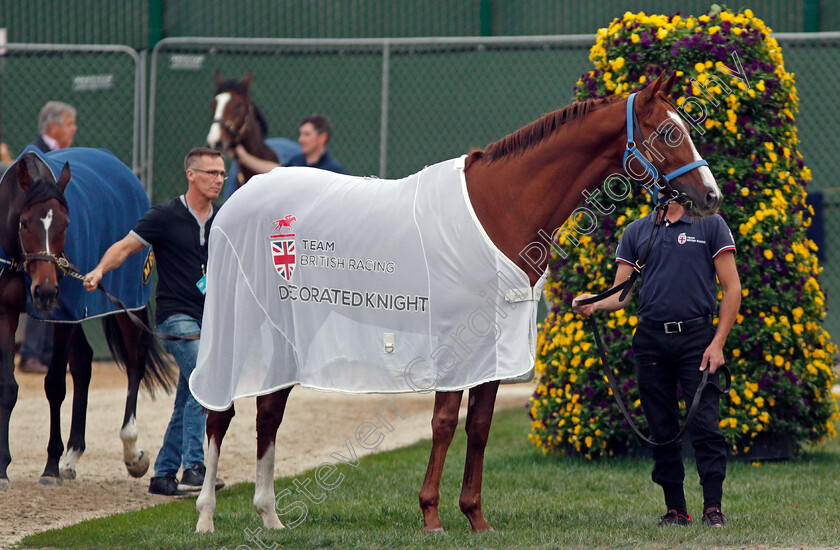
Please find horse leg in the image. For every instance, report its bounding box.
[59,327,93,479]
[419,390,463,533]
[196,405,235,533]
[41,323,74,483]
[459,380,499,532]
[0,308,22,489]
[254,388,292,529]
[114,314,151,478]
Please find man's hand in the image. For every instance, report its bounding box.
[83,269,103,292]
[700,341,725,373]
[572,294,597,317]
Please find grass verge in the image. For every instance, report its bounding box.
[19,407,840,549]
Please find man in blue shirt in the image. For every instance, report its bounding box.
[234,113,345,175]
[573,199,741,529]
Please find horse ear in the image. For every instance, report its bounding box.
[647,73,665,96]
[242,72,253,89]
[55,163,72,194]
[214,70,224,86]
[16,156,34,193]
[660,71,678,97]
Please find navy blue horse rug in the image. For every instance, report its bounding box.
[4,147,152,322]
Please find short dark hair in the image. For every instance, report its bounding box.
[184,147,223,171]
[299,114,333,142]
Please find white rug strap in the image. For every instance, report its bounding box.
[504,286,542,303]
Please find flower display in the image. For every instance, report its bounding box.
[529,6,838,459]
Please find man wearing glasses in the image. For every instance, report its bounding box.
[83,147,226,496]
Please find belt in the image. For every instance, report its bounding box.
[639,314,713,334]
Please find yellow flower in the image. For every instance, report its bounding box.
[764,250,773,260]
[631,33,640,44]
[694,62,705,73]
[656,28,668,40]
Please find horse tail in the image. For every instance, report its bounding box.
[102,306,175,397]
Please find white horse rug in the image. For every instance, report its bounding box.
[190,156,545,411]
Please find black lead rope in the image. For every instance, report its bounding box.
[28,255,199,342]
[576,203,731,447]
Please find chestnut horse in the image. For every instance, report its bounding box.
[0,150,172,488]
[194,73,722,532]
[206,72,281,187]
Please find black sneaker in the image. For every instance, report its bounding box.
[148,475,188,496]
[178,464,225,491]
[702,506,727,527]
[658,509,692,527]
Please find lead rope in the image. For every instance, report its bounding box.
[575,203,730,447]
[26,255,198,342]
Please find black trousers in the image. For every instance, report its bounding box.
[632,321,727,510]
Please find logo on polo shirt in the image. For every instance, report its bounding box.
[676,232,706,245]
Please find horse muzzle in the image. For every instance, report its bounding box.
[32,283,60,313]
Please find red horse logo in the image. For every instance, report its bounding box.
[272,215,297,235]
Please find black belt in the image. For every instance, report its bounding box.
[639,314,713,334]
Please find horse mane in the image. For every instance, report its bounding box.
[480,95,623,163]
[215,79,270,137]
[23,177,69,211]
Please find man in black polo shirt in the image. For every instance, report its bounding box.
[573,199,741,528]
[84,147,226,496]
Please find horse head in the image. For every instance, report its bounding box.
[207,71,256,153]
[14,153,71,313]
[629,73,722,216]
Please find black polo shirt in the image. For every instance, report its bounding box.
[130,196,216,325]
[615,212,736,323]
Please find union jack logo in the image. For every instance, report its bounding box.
[271,238,296,281]
[270,216,297,281]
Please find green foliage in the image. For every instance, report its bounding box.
[530,7,838,459]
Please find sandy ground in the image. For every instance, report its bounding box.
[0,362,535,547]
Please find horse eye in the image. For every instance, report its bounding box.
[19,219,29,230]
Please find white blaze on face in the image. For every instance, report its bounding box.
[41,209,53,255]
[668,111,721,201]
[206,92,231,147]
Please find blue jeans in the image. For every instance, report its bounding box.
[154,314,205,477]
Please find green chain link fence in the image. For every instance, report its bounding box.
[149,33,840,337]
[0,44,143,171]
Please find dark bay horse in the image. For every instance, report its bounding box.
[206,72,283,188]
[193,73,722,533]
[0,150,172,488]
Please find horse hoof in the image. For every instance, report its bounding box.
[60,468,77,480]
[125,450,150,478]
[39,475,63,486]
[0,478,9,490]
[423,528,446,534]
[195,519,215,533]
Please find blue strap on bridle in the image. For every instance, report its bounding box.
[0,241,16,278]
[623,92,708,206]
